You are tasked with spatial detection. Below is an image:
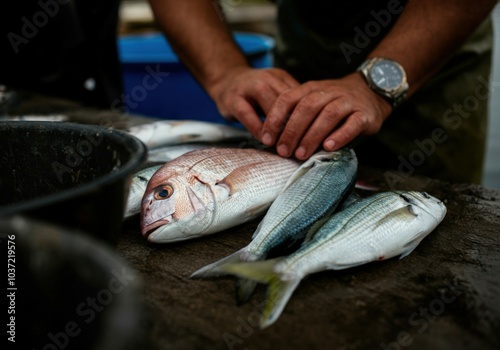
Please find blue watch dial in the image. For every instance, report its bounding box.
[369,61,404,90]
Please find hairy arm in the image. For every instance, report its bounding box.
[261,0,497,159]
[147,0,298,136]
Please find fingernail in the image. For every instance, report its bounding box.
[277,144,289,157]
[325,140,336,150]
[262,132,273,145]
[296,146,306,159]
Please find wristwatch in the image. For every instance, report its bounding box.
[357,57,408,108]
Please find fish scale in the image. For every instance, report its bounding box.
[248,149,357,257]
[150,148,288,183]
[206,159,302,234]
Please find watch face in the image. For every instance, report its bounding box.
[369,60,404,91]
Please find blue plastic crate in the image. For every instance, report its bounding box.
[118,32,275,123]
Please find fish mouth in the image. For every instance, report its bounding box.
[141,217,172,238]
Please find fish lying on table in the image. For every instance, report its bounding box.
[191,148,358,302]
[141,148,301,243]
[125,142,250,218]
[219,191,447,328]
[126,120,250,148]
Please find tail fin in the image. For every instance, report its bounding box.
[222,259,301,328]
[190,248,253,279]
[191,248,263,302]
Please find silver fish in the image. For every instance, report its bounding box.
[191,148,358,302]
[124,164,163,218]
[127,120,250,149]
[1,114,68,122]
[221,191,447,328]
[141,148,301,243]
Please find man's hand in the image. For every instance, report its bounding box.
[150,0,496,161]
[208,66,299,138]
[260,72,392,159]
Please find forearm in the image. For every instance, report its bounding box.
[147,0,250,92]
[369,0,496,96]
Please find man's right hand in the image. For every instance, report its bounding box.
[207,66,299,138]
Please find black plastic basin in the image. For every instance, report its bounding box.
[0,121,146,245]
[3,217,150,350]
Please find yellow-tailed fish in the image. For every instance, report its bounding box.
[221,191,447,328]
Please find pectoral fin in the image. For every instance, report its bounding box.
[279,160,315,194]
[374,205,418,230]
[215,162,266,196]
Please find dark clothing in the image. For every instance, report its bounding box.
[275,0,492,184]
[275,0,409,81]
[0,0,122,108]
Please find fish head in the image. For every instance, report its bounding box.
[400,191,447,224]
[283,148,358,191]
[312,148,356,163]
[140,169,216,243]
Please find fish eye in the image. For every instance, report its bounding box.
[154,185,174,200]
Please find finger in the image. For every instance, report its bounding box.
[230,97,264,139]
[323,111,369,151]
[249,72,299,115]
[248,81,281,116]
[276,91,333,157]
[274,69,300,89]
[293,97,352,159]
[260,84,313,147]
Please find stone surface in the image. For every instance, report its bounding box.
[5,89,499,350]
[118,167,500,350]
